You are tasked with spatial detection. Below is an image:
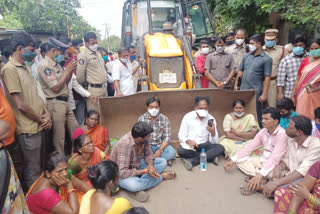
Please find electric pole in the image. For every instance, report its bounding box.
[103,23,111,52]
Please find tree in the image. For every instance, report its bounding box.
[0,0,99,38]
[99,35,121,53]
[207,0,320,36]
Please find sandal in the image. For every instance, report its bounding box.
[240,185,256,196]
[161,171,176,180]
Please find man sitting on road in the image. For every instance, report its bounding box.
[177,96,224,170]
[110,121,176,203]
[224,107,288,195]
[138,97,176,165]
[263,116,320,197]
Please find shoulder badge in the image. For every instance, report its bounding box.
[44,68,55,80]
[79,59,84,65]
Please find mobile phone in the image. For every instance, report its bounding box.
[306,86,310,94]
[208,119,214,127]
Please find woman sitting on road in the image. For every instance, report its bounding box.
[26,152,79,214]
[73,110,110,155]
[274,161,320,214]
[79,161,132,214]
[219,99,260,158]
[67,135,107,202]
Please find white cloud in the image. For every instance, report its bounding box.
[78,0,126,38]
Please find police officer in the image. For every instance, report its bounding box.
[263,29,287,107]
[77,32,107,111]
[38,38,78,155]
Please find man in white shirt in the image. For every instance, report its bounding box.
[112,47,134,96]
[128,46,142,93]
[177,96,224,170]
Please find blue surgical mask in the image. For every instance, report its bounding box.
[54,55,65,63]
[293,47,304,56]
[265,40,276,48]
[130,55,137,61]
[22,47,37,62]
[226,41,234,46]
[102,55,108,62]
[310,49,320,57]
[25,61,33,66]
[316,123,320,131]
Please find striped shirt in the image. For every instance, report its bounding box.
[138,112,171,146]
[277,53,308,98]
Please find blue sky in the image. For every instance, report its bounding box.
[78,0,126,37]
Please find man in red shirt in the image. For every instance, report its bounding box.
[195,40,210,88]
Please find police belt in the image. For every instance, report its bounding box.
[89,83,104,88]
[47,96,68,102]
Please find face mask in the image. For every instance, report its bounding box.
[216,46,225,54]
[22,48,37,62]
[201,48,209,55]
[316,123,320,131]
[310,49,320,57]
[54,55,65,63]
[280,112,290,118]
[89,44,98,52]
[249,44,257,52]
[265,40,276,48]
[148,108,159,117]
[130,55,137,61]
[234,112,245,118]
[111,184,120,194]
[25,61,33,66]
[293,47,304,56]
[235,39,245,46]
[196,109,208,118]
[226,41,234,46]
[102,56,108,62]
[120,58,128,64]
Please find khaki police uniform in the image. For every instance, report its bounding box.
[1,57,45,189]
[225,43,247,70]
[38,56,78,154]
[77,47,107,111]
[263,29,287,107]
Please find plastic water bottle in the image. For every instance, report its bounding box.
[200,148,207,171]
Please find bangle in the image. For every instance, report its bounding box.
[159,149,164,153]
[144,168,149,174]
[308,194,313,204]
[67,189,76,197]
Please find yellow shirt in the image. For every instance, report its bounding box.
[79,189,132,214]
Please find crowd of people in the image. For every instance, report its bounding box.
[0,26,320,214]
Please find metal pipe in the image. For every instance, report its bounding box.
[147,0,153,34]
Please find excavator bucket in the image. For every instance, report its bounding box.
[99,89,257,144]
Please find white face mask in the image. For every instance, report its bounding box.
[201,47,209,55]
[148,108,159,117]
[249,44,257,52]
[196,109,208,118]
[89,44,98,52]
[234,112,245,118]
[120,58,128,64]
[235,39,245,46]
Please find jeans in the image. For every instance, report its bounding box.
[73,99,86,126]
[177,142,225,166]
[151,145,176,161]
[119,158,167,192]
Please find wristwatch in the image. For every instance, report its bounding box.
[223,81,227,85]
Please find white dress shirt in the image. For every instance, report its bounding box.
[68,73,90,110]
[178,110,219,150]
[112,59,134,96]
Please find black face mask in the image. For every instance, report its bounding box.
[280,112,291,118]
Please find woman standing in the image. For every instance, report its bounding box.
[291,39,320,119]
[79,161,132,214]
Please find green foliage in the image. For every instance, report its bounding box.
[207,0,320,36]
[0,0,98,38]
[99,35,121,53]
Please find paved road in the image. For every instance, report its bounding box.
[118,157,274,214]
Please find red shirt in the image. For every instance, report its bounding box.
[195,54,209,88]
[27,189,61,214]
